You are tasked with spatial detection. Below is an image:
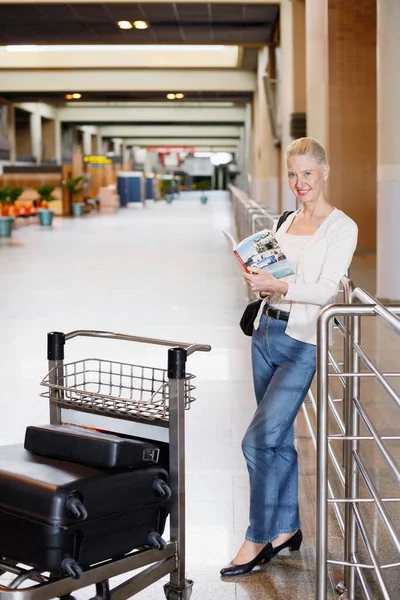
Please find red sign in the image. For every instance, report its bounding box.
[146,147,195,154]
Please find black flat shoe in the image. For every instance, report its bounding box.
[220,543,274,576]
[272,529,303,556]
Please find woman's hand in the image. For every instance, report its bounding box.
[243,268,289,296]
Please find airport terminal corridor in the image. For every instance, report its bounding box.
[1,192,395,599]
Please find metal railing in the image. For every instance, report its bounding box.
[229,185,400,599]
[316,289,400,600]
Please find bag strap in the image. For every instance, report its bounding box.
[276,210,295,231]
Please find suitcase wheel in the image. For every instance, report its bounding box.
[60,557,83,579]
[147,531,167,551]
[153,478,172,500]
[66,495,88,521]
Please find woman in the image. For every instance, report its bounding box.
[221,137,358,576]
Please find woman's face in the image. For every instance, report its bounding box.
[286,154,329,204]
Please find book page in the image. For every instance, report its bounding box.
[222,230,237,250]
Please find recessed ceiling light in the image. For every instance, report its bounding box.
[175,93,184,99]
[72,93,82,99]
[117,21,133,30]
[133,20,149,30]
[167,93,176,100]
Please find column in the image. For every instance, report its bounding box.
[243,102,252,193]
[30,104,42,164]
[279,0,307,210]
[82,130,92,156]
[236,125,245,182]
[377,0,400,299]
[54,117,62,164]
[251,48,278,210]
[279,0,295,211]
[7,103,16,164]
[305,0,328,147]
[327,0,377,251]
[112,138,122,156]
[96,134,102,155]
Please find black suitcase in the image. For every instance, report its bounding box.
[0,444,170,577]
[24,424,161,469]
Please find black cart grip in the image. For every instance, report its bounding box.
[168,347,187,379]
[47,332,65,361]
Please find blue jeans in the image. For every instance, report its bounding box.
[242,311,316,544]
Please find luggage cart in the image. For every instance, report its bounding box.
[0,329,211,600]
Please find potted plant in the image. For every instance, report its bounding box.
[0,187,15,238]
[0,187,23,236]
[196,179,211,204]
[37,184,57,226]
[159,179,173,203]
[66,176,84,217]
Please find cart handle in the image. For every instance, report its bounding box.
[63,329,211,357]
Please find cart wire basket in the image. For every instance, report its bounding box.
[40,358,196,424]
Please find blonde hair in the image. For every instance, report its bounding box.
[285,137,327,165]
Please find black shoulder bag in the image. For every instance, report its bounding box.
[239,210,294,336]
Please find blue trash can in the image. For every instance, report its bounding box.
[117,172,143,205]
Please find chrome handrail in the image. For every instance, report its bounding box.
[316,293,400,600]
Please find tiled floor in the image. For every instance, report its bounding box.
[0,192,398,599]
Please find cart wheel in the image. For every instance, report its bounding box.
[153,478,172,500]
[147,531,167,551]
[60,557,83,580]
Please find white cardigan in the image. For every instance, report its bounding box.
[254,208,358,345]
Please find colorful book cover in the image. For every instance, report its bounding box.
[223,229,294,279]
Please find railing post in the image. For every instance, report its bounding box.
[164,347,193,600]
[316,309,331,600]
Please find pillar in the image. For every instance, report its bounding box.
[327,0,377,251]
[96,134,103,155]
[112,138,122,156]
[54,117,62,164]
[30,104,42,164]
[377,0,400,299]
[279,0,295,211]
[82,130,92,156]
[7,103,16,164]
[243,103,252,193]
[251,48,278,210]
[305,0,328,148]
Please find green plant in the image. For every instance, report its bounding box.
[159,179,173,198]
[9,187,24,203]
[37,184,57,203]
[66,176,84,202]
[194,179,211,192]
[0,187,10,206]
[0,186,23,205]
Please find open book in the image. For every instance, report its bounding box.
[223,229,294,279]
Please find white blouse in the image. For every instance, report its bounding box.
[254,208,358,345]
[269,233,313,313]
